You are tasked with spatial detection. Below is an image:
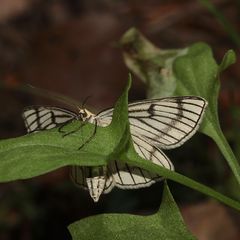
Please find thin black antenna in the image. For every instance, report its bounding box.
[81,95,92,109]
[22,84,81,109]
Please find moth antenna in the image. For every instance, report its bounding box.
[82,95,92,109]
[22,84,81,109]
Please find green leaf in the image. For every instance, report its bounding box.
[0,78,131,182]
[68,182,196,240]
[119,28,187,98]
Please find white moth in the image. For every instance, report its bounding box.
[23,96,207,202]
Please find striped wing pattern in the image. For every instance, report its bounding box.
[23,106,77,133]
[22,106,164,199]
[97,96,207,149]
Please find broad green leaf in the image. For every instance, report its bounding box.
[119,28,187,98]
[68,182,196,240]
[0,78,131,181]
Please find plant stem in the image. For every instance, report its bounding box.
[170,171,240,211]
[206,122,240,187]
[128,156,240,211]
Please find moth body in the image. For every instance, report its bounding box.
[22,96,208,202]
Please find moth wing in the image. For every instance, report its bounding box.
[108,135,173,189]
[96,96,207,149]
[70,166,115,194]
[22,106,77,133]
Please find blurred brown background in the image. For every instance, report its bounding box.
[0,0,240,239]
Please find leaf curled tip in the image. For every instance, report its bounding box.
[219,49,236,72]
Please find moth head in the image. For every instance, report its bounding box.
[78,108,93,121]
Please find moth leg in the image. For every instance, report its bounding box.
[78,119,97,150]
[58,119,74,134]
[62,121,87,137]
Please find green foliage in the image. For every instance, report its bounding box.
[120,28,240,187]
[1,76,240,240]
[1,27,240,240]
[1,75,239,209]
[0,80,130,181]
[68,182,196,240]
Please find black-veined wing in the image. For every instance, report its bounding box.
[22,106,77,133]
[110,138,173,189]
[96,96,207,150]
